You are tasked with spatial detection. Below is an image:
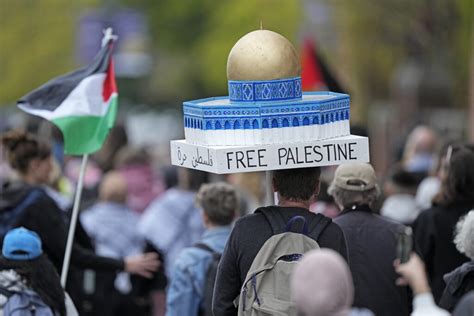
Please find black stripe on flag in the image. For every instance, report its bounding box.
[17,44,113,112]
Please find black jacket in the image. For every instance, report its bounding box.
[452,291,474,316]
[0,181,125,310]
[439,261,474,311]
[413,202,472,302]
[212,206,348,316]
[334,204,411,316]
[0,181,124,272]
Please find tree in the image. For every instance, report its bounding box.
[0,1,98,105]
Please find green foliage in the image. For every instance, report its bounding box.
[328,0,472,120]
[127,0,300,101]
[0,0,100,105]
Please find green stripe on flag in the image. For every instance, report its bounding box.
[52,95,118,155]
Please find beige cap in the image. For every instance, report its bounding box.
[331,163,377,192]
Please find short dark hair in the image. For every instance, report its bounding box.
[273,167,321,201]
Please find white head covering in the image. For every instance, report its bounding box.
[291,249,354,316]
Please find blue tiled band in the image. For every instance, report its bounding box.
[184,109,350,130]
[228,77,302,103]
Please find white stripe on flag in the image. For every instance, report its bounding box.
[18,73,113,121]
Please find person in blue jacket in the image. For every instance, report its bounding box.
[166,182,238,316]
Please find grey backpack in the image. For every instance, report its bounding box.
[0,287,55,316]
[236,209,331,316]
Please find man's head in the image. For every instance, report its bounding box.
[196,182,238,227]
[272,167,321,203]
[328,163,380,209]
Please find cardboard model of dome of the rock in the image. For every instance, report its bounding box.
[171,30,369,174]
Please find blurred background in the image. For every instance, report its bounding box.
[0,0,473,173]
[0,2,473,314]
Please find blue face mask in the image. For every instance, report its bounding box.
[406,153,434,173]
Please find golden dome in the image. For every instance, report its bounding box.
[227,30,300,81]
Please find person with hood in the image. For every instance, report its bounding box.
[0,130,159,309]
[439,210,474,311]
[291,248,374,316]
[414,145,474,302]
[328,163,411,316]
[0,227,78,315]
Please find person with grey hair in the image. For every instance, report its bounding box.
[291,249,374,316]
[166,182,238,316]
[329,162,411,316]
[439,210,474,311]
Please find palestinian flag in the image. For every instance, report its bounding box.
[17,31,118,155]
[301,38,346,93]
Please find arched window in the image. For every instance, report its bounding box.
[303,117,310,126]
[271,119,279,128]
[252,119,259,129]
[321,115,325,124]
[244,120,251,129]
[234,120,241,129]
[335,112,340,121]
[330,113,334,123]
[313,116,319,125]
[262,119,269,128]
[206,121,212,130]
[292,117,299,127]
[224,121,231,129]
[282,118,290,127]
[215,121,222,130]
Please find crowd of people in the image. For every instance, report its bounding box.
[0,124,473,316]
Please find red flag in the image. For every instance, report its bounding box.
[301,38,345,93]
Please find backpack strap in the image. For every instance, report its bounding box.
[0,286,13,299]
[0,189,42,235]
[256,207,288,234]
[307,215,332,240]
[193,242,221,259]
[193,243,215,254]
[256,206,332,241]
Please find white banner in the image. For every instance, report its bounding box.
[170,135,370,174]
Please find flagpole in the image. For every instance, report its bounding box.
[59,28,116,288]
[60,153,88,287]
